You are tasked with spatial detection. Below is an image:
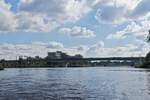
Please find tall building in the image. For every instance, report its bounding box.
[47,51,68,59]
[47,51,83,59]
[47,52,58,59]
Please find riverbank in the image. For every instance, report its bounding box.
[137,62,150,68]
[0,56,143,68]
[0,68,4,70]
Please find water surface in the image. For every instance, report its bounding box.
[0,67,150,100]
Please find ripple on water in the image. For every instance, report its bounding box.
[0,67,150,100]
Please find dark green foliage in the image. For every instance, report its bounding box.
[147,30,150,42]
[139,30,150,68]
[145,52,150,62]
[139,52,150,68]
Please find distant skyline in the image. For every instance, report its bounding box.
[0,0,150,60]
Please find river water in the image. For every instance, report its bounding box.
[0,67,150,100]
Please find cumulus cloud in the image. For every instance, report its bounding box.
[86,41,105,57]
[0,41,64,60]
[106,21,150,40]
[0,0,18,32]
[0,0,99,33]
[86,41,149,57]
[131,0,150,18]
[106,32,126,40]
[18,0,91,22]
[0,40,149,60]
[94,0,140,24]
[0,0,93,32]
[95,6,127,24]
[32,41,64,49]
[0,0,59,33]
[90,0,147,24]
[46,42,64,49]
[16,12,59,32]
[0,41,88,60]
[59,26,96,38]
[94,0,150,24]
[0,0,149,32]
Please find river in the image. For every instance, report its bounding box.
[0,67,150,100]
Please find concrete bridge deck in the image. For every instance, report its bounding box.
[46,57,145,61]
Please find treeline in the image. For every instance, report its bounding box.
[0,57,89,68]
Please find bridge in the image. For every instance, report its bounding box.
[65,57,144,61]
[46,57,145,67]
[47,57,145,62]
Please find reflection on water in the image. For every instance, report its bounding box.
[0,67,150,100]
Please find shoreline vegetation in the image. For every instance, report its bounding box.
[0,67,4,70]
[0,51,87,69]
[138,30,150,68]
[138,52,150,68]
[0,51,88,69]
[135,30,150,68]
[0,51,145,69]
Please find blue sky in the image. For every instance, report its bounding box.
[0,0,150,59]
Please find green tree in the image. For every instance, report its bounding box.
[146,30,150,62]
[142,30,150,67]
[147,30,150,42]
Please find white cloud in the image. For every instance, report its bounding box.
[0,40,149,60]
[0,41,88,60]
[131,0,150,18]
[32,41,64,49]
[15,0,142,31]
[65,0,92,22]
[46,42,64,49]
[0,0,93,32]
[93,0,150,24]
[95,6,127,24]
[0,0,149,32]
[0,41,65,60]
[18,0,91,22]
[59,26,96,38]
[106,32,126,40]
[0,0,18,32]
[16,12,59,32]
[94,0,140,24]
[86,41,149,57]
[115,0,140,10]
[106,21,150,40]
[92,41,105,48]
[0,0,58,33]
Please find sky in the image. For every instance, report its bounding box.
[0,0,150,60]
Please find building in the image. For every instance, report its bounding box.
[47,51,68,59]
[47,51,83,59]
[47,52,58,59]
